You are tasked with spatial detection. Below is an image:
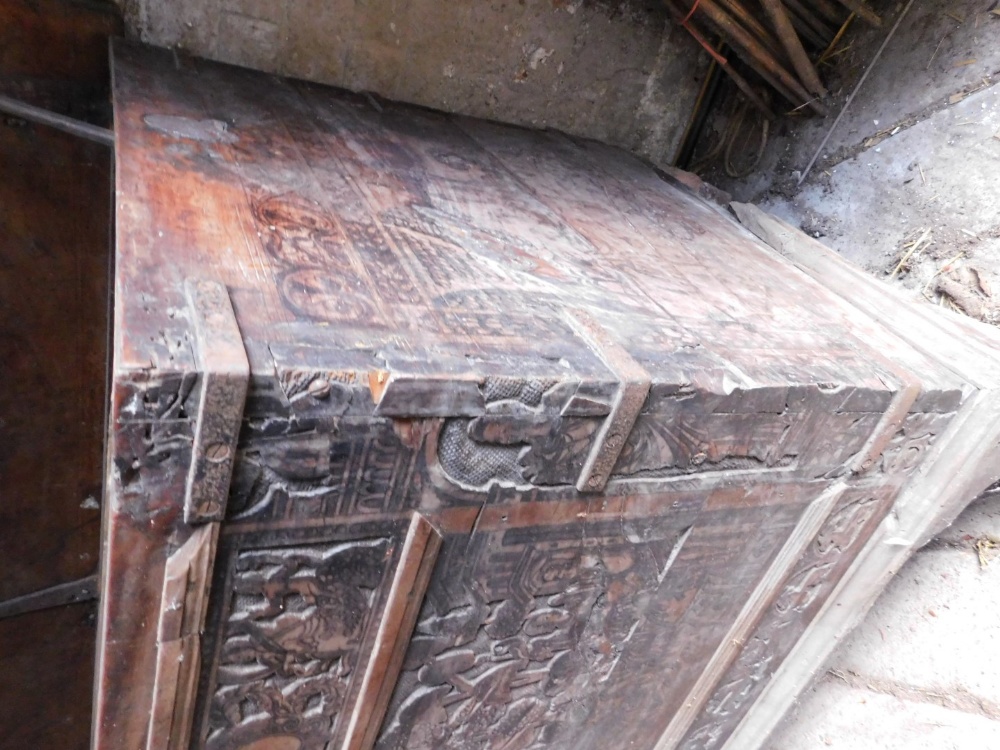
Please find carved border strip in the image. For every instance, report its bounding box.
[652,480,848,750]
[184,279,250,523]
[566,309,651,492]
[342,513,444,750]
[849,381,920,474]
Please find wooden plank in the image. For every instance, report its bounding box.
[342,513,443,750]
[147,524,220,750]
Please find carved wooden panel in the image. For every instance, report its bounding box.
[99,41,1000,750]
[204,537,391,748]
[194,513,440,750]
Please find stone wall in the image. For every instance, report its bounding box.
[116,0,706,166]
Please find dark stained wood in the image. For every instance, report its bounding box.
[0,0,122,118]
[0,104,111,605]
[343,513,443,750]
[0,5,118,749]
[98,41,1000,750]
[0,601,98,750]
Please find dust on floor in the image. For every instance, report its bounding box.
[694,0,1000,326]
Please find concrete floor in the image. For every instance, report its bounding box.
[772,492,1000,749]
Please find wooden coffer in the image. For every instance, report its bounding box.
[96,41,1000,750]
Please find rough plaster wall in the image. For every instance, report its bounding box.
[116,0,706,165]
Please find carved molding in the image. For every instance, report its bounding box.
[343,514,443,750]
[654,482,847,750]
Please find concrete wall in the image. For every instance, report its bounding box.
[116,0,706,166]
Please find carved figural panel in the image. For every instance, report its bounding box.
[374,494,809,750]
[204,540,390,749]
[376,526,691,750]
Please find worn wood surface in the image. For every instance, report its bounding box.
[723,204,1000,750]
[99,41,999,750]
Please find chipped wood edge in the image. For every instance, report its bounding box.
[341,513,444,750]
[654,480,848,750]
[147,523,221,750]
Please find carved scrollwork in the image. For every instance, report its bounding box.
[435,379,609,490]
[678,488,890,750]
[878,411,955,476]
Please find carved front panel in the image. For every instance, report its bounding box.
[378,523,689,750]
[376,492,808,750]
[205,539,391,749]
[676,409,959,750]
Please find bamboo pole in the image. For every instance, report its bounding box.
[690,0,820,111]
[715,0,788,61]
[664,1,778,120]
[809,0,849,26]
[833,0,881,27]
[760,0,827,96]
[784,0,838,42]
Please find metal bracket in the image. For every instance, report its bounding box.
[183,279,250,523]
[567,310,651,493]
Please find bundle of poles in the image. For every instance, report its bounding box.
[665,0,883,119]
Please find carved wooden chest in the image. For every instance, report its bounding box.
[96,41,1000,750]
